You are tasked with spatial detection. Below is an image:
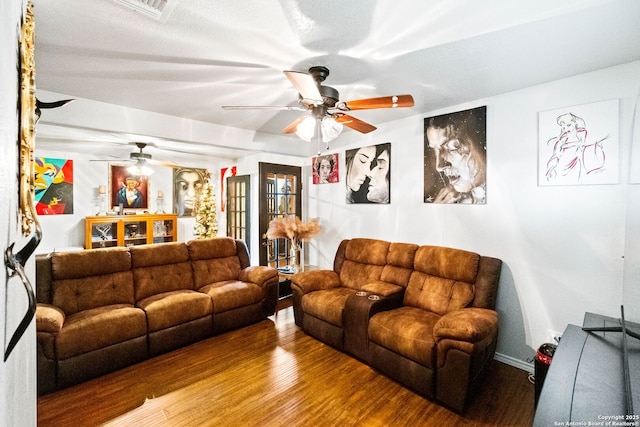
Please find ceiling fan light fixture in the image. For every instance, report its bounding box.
[127,162,154,177]
[295,116,316,141]
[322,117,343,142]
[295,116,343,142]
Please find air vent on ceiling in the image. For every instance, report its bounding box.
[112,0,178,22]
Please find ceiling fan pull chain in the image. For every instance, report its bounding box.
[315,118,323,154]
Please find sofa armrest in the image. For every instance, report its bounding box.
[36,303,65,333]
[433,308,498,343]
[290,270,340,294]
[238,266,278,289]
[361,280,404,297]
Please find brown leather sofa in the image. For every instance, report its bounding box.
[290,238,502,412]
[35,237,278,395]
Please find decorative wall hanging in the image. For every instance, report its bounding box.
[173,167,209,217]
[110,164,149,210]
[34,157,73,214]
[312,153,339,184]
[220,165,237,212]
[424,106,487,204]
[345,143,391,204]
[538,99,619,186]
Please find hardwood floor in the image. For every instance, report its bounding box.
[37,302,535,426]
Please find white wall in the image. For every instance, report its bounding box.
[305,61,640,369]
[1,0,37,425]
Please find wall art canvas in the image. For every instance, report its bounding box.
[424,106,487,204]
[345,143,390,204]
[538,99,619,186]
[312,153,339,184]
[110,164,149,210]
[34,157,73,215]
[173,167,209,217]
[220,165,237,212]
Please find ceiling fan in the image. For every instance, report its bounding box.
[222,66,414,144]
[91,142,177,175]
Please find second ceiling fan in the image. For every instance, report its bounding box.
[222,66,414,143]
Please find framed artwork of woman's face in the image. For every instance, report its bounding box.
[312,153,339,184]
[173,167,208,217]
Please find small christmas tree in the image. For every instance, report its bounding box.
[194,181,218,239]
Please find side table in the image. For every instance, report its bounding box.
[276,265,317,300]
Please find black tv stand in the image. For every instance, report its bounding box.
[534,309,640,425]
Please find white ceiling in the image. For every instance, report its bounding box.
[32,0,640,160]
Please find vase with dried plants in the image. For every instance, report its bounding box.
[266,215,321,273]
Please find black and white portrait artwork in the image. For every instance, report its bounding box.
[424,106,487,204]
[345,143,391,204]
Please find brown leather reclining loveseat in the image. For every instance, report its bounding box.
[290,238,502,412]
[36,237,278,395]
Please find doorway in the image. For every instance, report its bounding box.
[258,163,302,267]
[226,175,250,252]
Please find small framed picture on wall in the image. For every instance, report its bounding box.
[312,153,339,184]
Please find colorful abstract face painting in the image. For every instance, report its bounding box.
[34,157,73,214]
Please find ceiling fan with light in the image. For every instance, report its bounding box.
[222,66,414,147]
[91,142,177,176]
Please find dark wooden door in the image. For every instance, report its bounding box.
[258,162,302,267]
[226,174,250,252]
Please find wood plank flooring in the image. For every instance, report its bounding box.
[37,302,535,426]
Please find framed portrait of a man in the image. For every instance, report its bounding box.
[424,106,487,204]
[345,143,390,204]
[110,164,149,210]
[173,167,209,217]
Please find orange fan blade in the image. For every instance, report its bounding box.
[341,94,414,111]
[335,114,377,134]
[283,70,323,105]
[282,116,308,134]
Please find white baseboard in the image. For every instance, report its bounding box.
[494,352,534,374]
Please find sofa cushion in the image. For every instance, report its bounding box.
[344,238,390,265]
[187,237,237,260]
[55,304,147,359]
[403,246,479,316]
[414,246,480,283]
[198,281,264,314]
[340,261,385,291]
[133,262,194,301]
[130,243,195,300]
[52,271,135,315]
[188,239,244,288]
[136,290,213,332]
[130,242,190,268]
[301,288,355,327]
[404,272,475,316]
[380,242,419,288]
[52,247,131,280]
[50,247,135,315]
[369,306,440,368]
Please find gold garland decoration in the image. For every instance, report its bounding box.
[18,1,38,236]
